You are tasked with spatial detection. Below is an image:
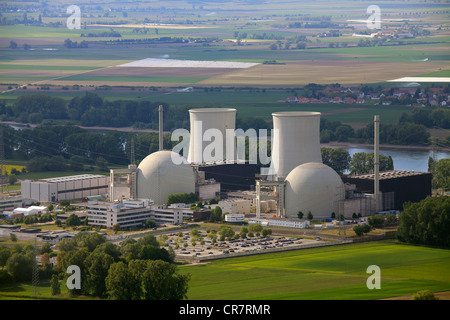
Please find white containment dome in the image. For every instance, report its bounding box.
[270,111,322,179]
[137,150,195,205]
[188,108,236,164]
[284,162,345,219]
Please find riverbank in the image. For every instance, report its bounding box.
[321,141,435,151]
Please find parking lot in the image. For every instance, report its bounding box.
[161,230,324,261]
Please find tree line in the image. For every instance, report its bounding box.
[397,196,450,248]
[321,147,394,175]
[0,92,434,147]
[0,232,190,300]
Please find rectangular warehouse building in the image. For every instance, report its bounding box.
[341,170,432,210]
[21,174,109,203]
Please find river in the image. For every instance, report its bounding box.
[342,145,450,172]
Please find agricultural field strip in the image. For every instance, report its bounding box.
[117,58,260,69]
[1,65,116,93]
[389,77,450,82]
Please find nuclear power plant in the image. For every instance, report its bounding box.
[109,107,431,223]
[110,107,348,220]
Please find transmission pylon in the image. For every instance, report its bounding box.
[32,238,39,296]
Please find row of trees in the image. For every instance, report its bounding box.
[397,196,450,248]
[321,147,393,175]
[401,107,450,129]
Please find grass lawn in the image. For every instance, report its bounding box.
[179,241,450,300]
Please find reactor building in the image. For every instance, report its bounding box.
[256,111,345,219]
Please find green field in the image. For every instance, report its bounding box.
[1,240,447,300]
[179,241,450,300]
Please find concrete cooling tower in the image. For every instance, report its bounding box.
[284,162,345,219]
[188,108,236,164]
[270,111,322,179]
[137,150,195,205]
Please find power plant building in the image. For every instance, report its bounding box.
[136,150,196,205]
[341,170,432,210]
[284,162,345,219]
[256,111,346,220]
[21,174,109,203]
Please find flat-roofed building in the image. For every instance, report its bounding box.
[341,170,432,210]
[21,174,109,203]
[0,195,22,213]
[79,199,187,230]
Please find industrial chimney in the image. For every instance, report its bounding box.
[270,111,322,179]
[187,108,236,164]
[374,114,380,212]
[159,105,164,151]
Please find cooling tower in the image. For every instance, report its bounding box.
[270,111,322,179]
[188,108,236,164]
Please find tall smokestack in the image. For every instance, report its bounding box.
[159,105,163,151]
[374,115,380,212]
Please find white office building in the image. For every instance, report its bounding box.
[248,218,310,229]
[82,199,186,230]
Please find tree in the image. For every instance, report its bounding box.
[6,252,33,282]
[353,224,371,236]
[297,211,304,219]
[412,290,439,300]
[210,206,223,222]
[0,246,11,268]
[8,174,17,185]
[65,214,82,227]
[51,274,61,296]
[85,252,114,298]
[248,223,263,234]
[10,233,17,242]
[307,211,313,220]
[145,219,156,229]
[140,260,190,300]
[350,152,394,175]
[39,242,52,255]
[367,214,385,228]
[93,242,121,262]
[217,225,235,241]
[397,196,450,248]
[112,224,120,233]
[9,41,17,49]
[59,247,90,295]
[106,261,142,300]
[321,147,351,174]
[433,158,450,191]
